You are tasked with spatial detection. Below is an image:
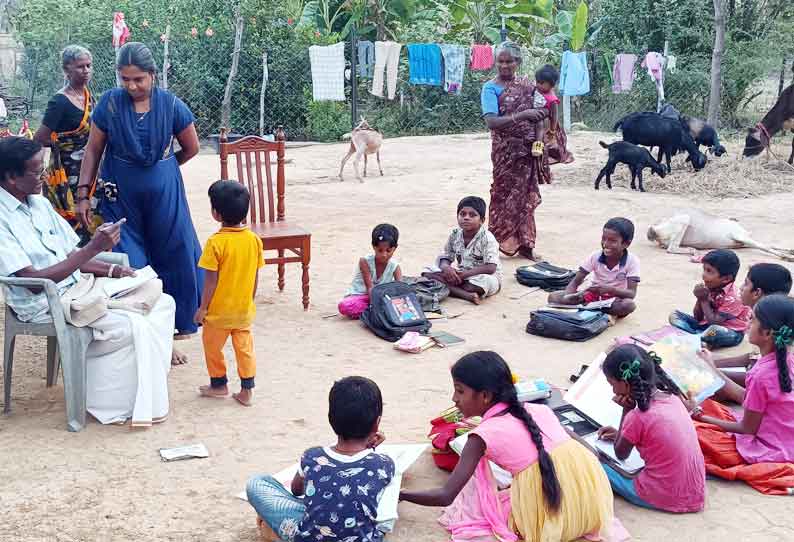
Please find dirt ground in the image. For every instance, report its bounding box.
[1,130,794,542]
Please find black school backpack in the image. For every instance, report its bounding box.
[400,276,450,312]
[515,261,576,291]
[526,309,609,341]
[361,282,432,342]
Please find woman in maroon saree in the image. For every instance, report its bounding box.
[481,42,551,260]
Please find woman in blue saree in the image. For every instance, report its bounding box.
[77,42,202,363]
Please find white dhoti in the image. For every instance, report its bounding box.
[86,294,175,426]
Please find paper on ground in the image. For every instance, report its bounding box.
[159,443,209,462]
[582,433,644,474]
[104,265,158,298]
[564,353,623,429]
[238,444,427,532]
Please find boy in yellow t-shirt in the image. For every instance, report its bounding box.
[195,181,264,406]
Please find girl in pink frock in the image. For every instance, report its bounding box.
[399,351,626,542]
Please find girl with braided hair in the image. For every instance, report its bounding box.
[692,295,794,493]
[400,351,621,542]
[598,345,706,512]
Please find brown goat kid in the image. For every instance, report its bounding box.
[339,118,384,182]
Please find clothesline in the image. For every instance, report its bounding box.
[308,41,540,103]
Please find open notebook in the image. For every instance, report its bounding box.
[237,444,427,533]
[582,432,645,476]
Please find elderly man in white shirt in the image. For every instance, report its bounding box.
[0,137,176,426]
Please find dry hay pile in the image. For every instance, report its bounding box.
[563,138,793,198]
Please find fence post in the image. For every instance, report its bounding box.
[657,40,669,112]
[350,27,359,129]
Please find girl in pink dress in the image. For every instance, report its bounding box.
[399,351,625,542]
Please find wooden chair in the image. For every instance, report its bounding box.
[219,127,311,310]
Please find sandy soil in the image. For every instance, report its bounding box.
[1,130,794,542]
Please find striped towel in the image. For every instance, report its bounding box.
[309,42,346,101]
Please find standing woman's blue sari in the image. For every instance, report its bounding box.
[91,87,203,335]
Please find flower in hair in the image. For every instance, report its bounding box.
[648,351,662,365]
[774,325,794,349]
[511,373,519,384]
[619,359,641,381]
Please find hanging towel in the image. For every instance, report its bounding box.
[470,44,494,71]
[666,54,677,74]
[371,41,402,100]
[407,44,442,86]
[611,53,637,94]
[641,52,664,82]
[0,98,6,118]
[439,44,465,94]
[560,51,590,97]
[309,42,346,101]
[358,40,375,78]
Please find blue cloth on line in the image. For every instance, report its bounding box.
[92,88,204,334]
[560,51,590,97]
[407,43,442,86]
[480,80,504,116]
[358,40,375,78]
[439,44,465,94]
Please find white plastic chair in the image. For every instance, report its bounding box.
[1,252,129,432]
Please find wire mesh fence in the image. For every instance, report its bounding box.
[3,31,791,142]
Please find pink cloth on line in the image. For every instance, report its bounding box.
[611,53,637,93]
[338,294,369,318]
[736,352,794,463]
[621,393,706,513]
[470,45,494,71]
[641,52,664,82]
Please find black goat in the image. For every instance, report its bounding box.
[686,118,726,156]
[614,112,707,172]
[595,141,667,192]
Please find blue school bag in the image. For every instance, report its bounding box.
[361,282,432,342]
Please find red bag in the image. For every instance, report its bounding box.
[428,407,480,472]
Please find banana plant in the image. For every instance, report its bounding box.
[299,0,348,35]
[448,0,498,43]
[543,0,605,52]
[341,0,417,40]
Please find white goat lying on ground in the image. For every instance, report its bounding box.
[339,118,383,182]
[647,208,794,261]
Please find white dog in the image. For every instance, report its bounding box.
[648,208,794,261]
[339,118,383,182]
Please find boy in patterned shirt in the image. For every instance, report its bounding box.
[423,195,502,305]
[246,377,395,542]
[670,249,752,349]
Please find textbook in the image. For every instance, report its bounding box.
[583,432,645,476]
[547,298,615,311]
[429,330,465,348]
[563,353,623,429]
[650,334,725,404]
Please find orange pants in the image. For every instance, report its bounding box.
[202,321,256,389]
[695,399,794,495]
